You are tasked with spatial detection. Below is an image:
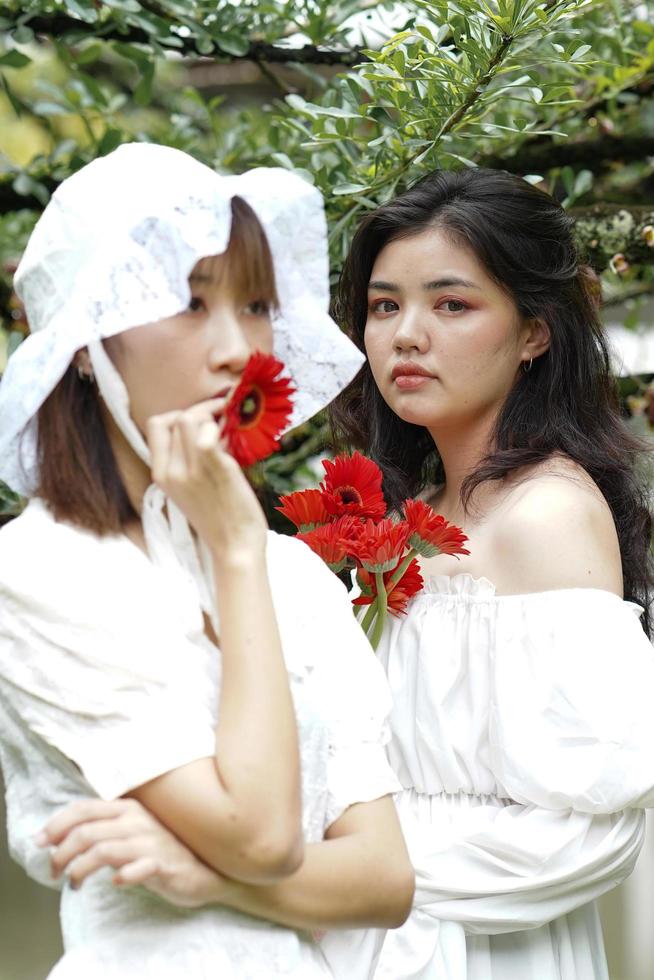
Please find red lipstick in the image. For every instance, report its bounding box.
[391,362,434,390]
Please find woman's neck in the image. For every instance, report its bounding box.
[426,412,497,520]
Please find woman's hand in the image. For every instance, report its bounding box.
[146,397,268,563]
[38,798,227,908]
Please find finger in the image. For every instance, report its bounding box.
[186,396,230,422]
[66,839,142,889]
[165,422,188,485]
[39,799,132,847]
[177,412,212,474]
[50,816,143,878]
[146,412,178,483]
[196,420,220,455]
[113,856,161,887]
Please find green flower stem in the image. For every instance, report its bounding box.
[369,573,388,651]
[388,548,419,591]
[360,597,379,634]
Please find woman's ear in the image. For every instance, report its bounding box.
[73,347,94,381]
[522,317,551,363]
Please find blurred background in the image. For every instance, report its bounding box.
[1,1,653,977]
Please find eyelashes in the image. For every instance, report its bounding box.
[368,298,470,315]
[186,297,271,316]
[369,299,399,314]
[244,300,271,316]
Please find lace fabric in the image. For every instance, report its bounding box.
[0,143,364,496]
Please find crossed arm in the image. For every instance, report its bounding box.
[41,793,415,930]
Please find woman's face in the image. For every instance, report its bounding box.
[102,254,274,433]
[364,228,532,433]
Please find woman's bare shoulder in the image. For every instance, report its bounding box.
[487,457,623,596]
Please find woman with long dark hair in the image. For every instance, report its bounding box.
[35,167,654,980]
[322,167,654,978]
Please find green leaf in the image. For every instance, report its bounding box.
[74,42,104,65]
[101,0,142,11]
[570,44,592,61]
[573,169,593,197]
[196,35,215,56]
[311,104,361,120]
[0,74,23,116]
[333,182,369,195]
[216,33,250,57]
[113,42,150,66]
[31,101,69,116]
[98,129,123,156]
[0,50,31,69]
[64,0,99,23]
[134,61,155,106]
[11,174,50,206]
[12,26,34,45]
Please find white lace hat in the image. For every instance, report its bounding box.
[0,142,364,496]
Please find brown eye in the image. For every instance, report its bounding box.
[188,296,204,313]
[372,299,398,314]
[440,299,467,313]
[245,300,270,316]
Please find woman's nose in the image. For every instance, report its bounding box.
[207,308,250,373]
[392,311,430,353]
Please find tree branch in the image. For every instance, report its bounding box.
[19,14,367,65]
[480,73,654,174]
[481,134,654,175]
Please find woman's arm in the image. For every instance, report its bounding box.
[127,404,303,884]
[42,796,415,930]
[220,798,414,929]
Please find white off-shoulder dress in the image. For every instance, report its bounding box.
[322,573,654,980]
[0,499,401,980]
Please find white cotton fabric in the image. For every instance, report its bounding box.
[0,498,401,979]
[0,142,364,497]
[320,574,654,980]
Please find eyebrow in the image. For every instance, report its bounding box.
[368,277,480,291]
[189,273,215,284]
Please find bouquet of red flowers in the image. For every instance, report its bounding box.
[277,452,469,649]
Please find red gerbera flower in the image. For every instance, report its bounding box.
[353,557,424,616]
[320,452,387,520]
[276,489,331,532]
[297,516,360,572]
[403,499,470,558]
[223,352,294,467]
[344,517,410,573]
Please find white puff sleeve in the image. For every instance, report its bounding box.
[0,505,216,800]
[489,589,654,812]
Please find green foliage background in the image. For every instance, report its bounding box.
[1,0,653,523]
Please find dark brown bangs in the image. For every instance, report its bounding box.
[194,196,279,310]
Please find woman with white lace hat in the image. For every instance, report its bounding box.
[0,142,413,979]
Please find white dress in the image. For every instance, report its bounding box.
[322,573,654,980]
[0,498,401,980]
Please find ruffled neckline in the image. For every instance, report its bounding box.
[418,571,644,617]
[421,572,496,598]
